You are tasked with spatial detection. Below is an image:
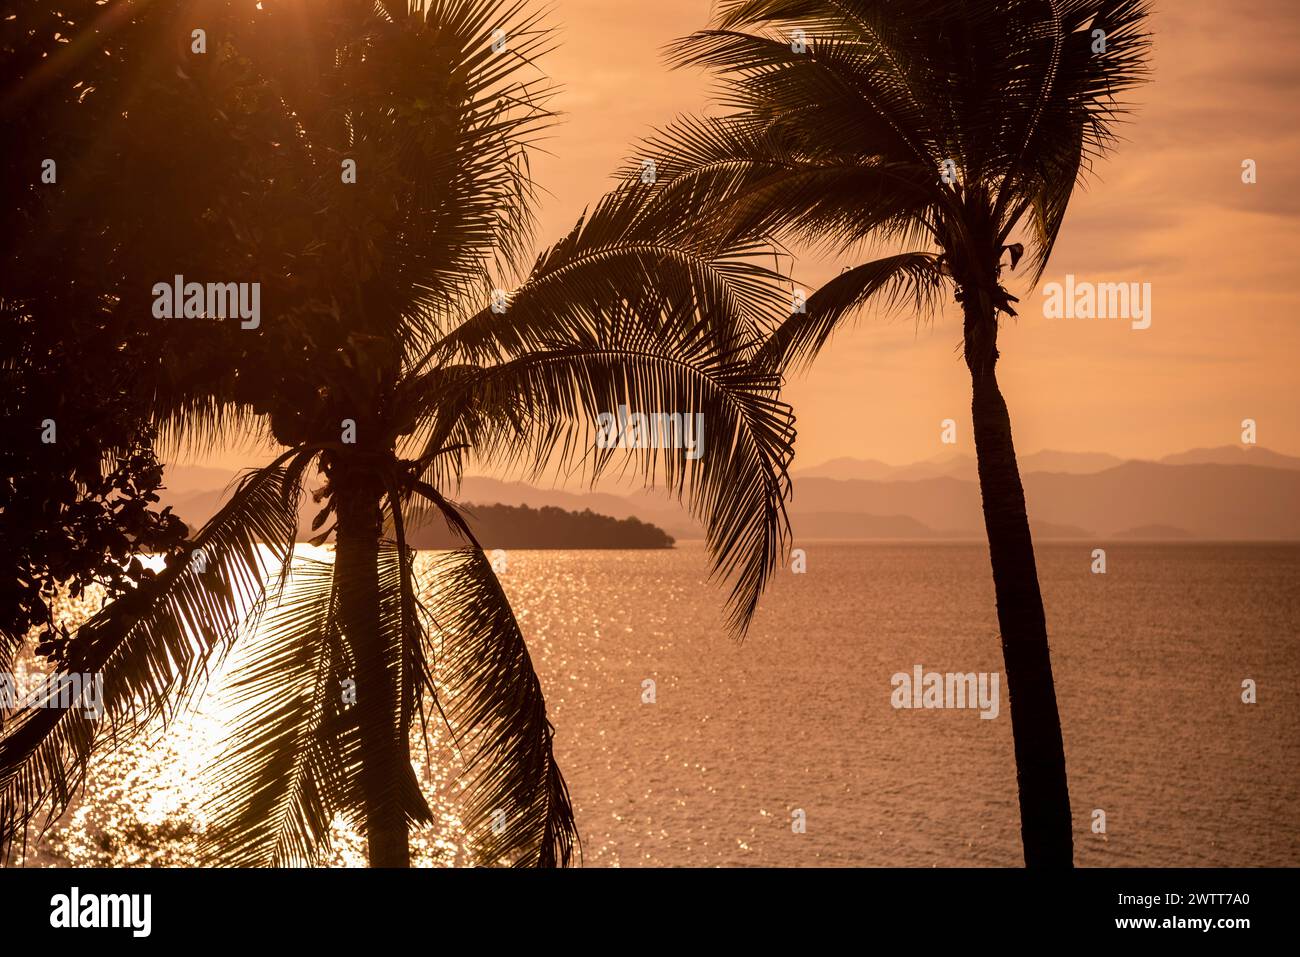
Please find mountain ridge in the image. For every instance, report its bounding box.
[793,445,1300,482]
[158,448,1300,543]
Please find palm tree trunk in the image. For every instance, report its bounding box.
[969,362,1074,867]
[333,462,411,868]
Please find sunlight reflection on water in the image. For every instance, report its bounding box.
[18,542,1300,867]
[22,547,468,868]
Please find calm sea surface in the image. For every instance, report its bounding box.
[21,542,1300,867]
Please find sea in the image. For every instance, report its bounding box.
[16,542,1300,867]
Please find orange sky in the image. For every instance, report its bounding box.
[117,3,1293,874]
[197,0,1300,473]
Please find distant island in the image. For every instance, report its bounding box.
[403,503,674,550]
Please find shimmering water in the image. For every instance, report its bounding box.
[18,542,1300,867]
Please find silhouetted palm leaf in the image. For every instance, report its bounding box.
[0,457,303,852]
[200,543,432,867]
[426,303,796,634]
[756,252,944,372]
[199,555,345,867]
[426,547,575,867]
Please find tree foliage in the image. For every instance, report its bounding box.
[1,0,798,866]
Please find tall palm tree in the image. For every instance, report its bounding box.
[633,0,1152,866]
[0,0,796,867]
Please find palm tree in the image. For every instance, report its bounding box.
[633,0,1152,866]
[0,0,797,867]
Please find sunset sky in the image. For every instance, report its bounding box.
[202,0,1300,473]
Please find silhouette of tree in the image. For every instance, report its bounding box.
[0,0,796,867]
[635,0,1152,866]
[0,0,220,680]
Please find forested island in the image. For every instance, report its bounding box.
[404,503,675,550]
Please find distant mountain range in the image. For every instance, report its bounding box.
[784,461,1300,541]
[158,445,1300,544]
[793,445,1300,482]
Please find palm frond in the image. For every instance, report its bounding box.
[673,25,935,167]
[430,306,796,635]
[428,547,576,867]
[756,252,945,373]
[199,555,346,867]
[627,115,936,257]
[0,454,305,857]
[200,538,434,867]
[427,181,791,371]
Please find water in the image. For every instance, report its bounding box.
[18,543,1300,866]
